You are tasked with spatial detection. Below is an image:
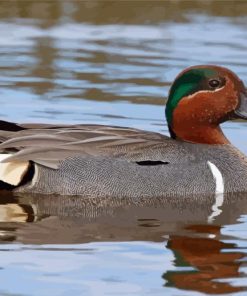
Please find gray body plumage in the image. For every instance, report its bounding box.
[0,122,247,196]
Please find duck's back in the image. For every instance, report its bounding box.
[0,122,247,197]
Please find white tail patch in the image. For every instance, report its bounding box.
[207,161,224,223]
[0,154,29,186]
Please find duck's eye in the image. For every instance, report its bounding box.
[208,79,220,88]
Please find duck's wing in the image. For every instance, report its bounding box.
[0,122,181,171]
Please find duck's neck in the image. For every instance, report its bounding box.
[169,124,229,145]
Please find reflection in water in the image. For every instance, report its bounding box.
[165,225,246,294]
[0,192,246,294]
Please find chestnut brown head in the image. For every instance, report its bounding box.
[165,65,247,144]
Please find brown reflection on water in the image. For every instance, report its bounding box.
[164,224,246,294]
[0,193,246,294]
[1,1,247,24]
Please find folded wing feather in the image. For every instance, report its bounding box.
[0,123,174,186]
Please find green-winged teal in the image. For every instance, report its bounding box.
[0,65,247,197]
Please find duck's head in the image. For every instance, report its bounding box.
[165,65,247,144]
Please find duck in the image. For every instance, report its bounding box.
[0,65,247,197]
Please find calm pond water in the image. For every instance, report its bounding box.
[0,1,247,295]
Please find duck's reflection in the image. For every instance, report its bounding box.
[164,224,246,294]
[0,192,36,224]
[0,192,246,294]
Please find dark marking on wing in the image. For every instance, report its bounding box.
[136,160,169,166]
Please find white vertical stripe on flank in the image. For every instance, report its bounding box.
[207,161,224,223]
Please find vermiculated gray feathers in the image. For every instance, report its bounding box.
[0,121,247,196]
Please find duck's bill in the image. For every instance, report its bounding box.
[234,92,247,120]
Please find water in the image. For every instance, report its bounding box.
[0,1,247,295]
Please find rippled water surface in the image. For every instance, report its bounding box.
[0,1,247,295]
